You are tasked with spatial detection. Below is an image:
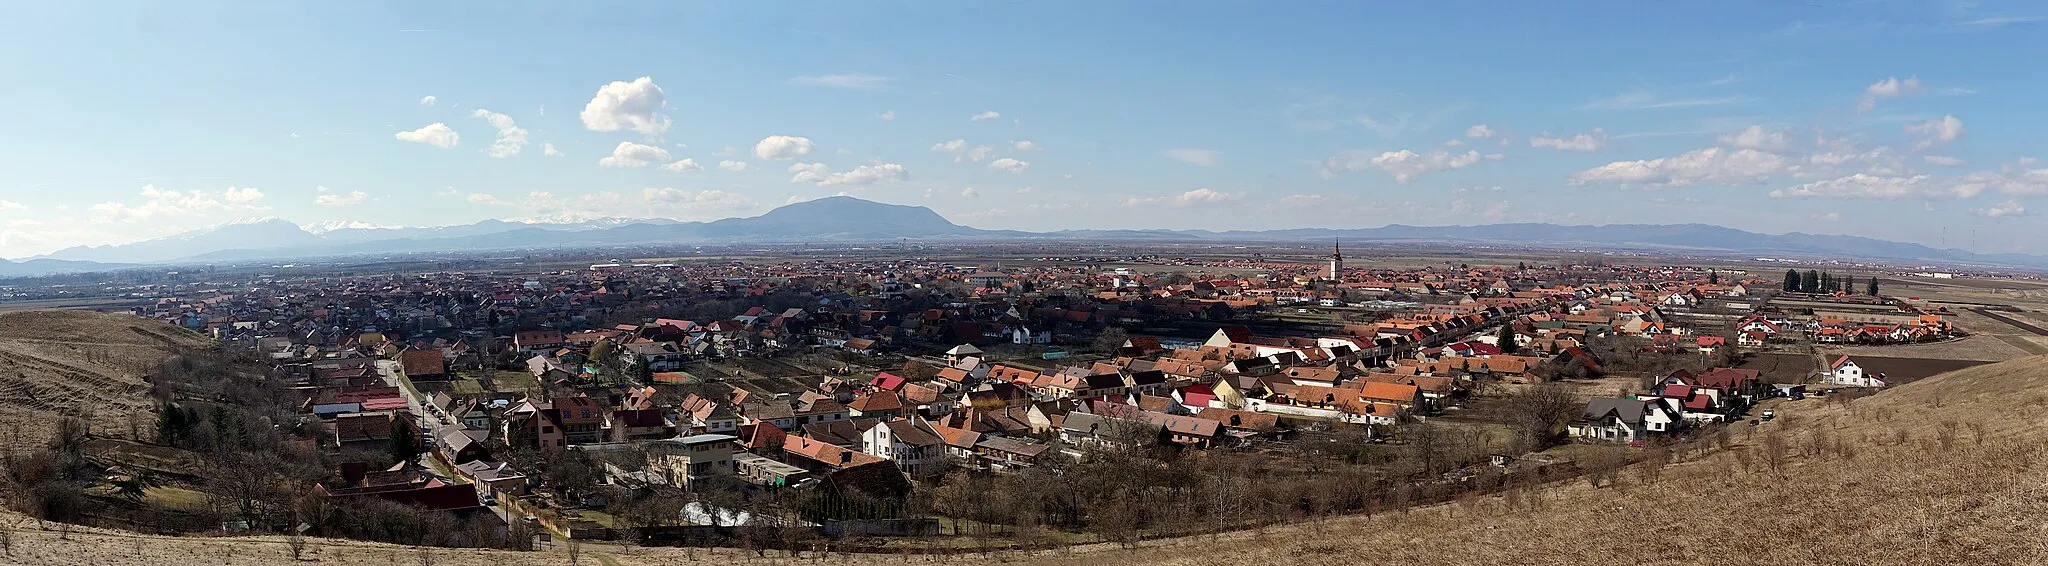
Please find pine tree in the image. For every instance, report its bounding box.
[1842,276,1855,294]
[1802,270,1820,293]
[1497,325,1520,354]
[389,418,418,464]
[1867,277,1880,296]
[1820,272,1833,293]
[1708,270,1719,284]
[1784,270,1800,292]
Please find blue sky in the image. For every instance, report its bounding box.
[3,0,2046,258]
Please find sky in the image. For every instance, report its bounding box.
[2,0,2046,259]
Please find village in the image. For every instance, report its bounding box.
[0,244,1980,550]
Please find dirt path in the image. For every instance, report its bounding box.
[1972,308,2048,336]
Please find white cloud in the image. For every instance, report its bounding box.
[90,185,271,221]
[988,158,1030,174]
[1714,125,1790,150]
[1924,155,1963,167]
[0,200,26,211]
[1904,115,1964,149]
[1768,173,1984,200]
[879,110,897,121]
[754,135,816,160]
[598,141,672,168]
[961,187,980,197]
[1161,149,1221,167]
[543,143,563,157]
[659,158,703,173]
[788,163,829,184]
[1529,129,1609,152]
[1858,76,1925,112]
[1569,147,1788,188]
[419,95,437,107]
[1122,188,1242,207]
[1323,149,1503,183]
[787,162,910,186]
[1464,124,1495,139]
[970,111,1001,122]
[1973,199,2028,218]
[1810,212,1842,222]
[394,122,459,148]
[223,186,264,203]
[788,73,893,90]
[313,188,368,206]
[930,140,993,163]
[470,109,529,158]
[580,76,671,136]
[717,160,748,172]
[1013,140,1038,151]
[1967,161,2048,196]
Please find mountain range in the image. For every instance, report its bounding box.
[5,196,2045,275]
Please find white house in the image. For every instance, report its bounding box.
[861,418,945,477]
[1826,356,1887,387]
[1569,397,1680,443]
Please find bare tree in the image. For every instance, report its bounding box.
[1092,327,1131,355]
[1637,444,1671,485]
[1761,431,1790,474]
[1503,382,1578,453]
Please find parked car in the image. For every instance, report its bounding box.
[1761,409,1776,421]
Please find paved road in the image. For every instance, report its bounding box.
[375,359,454,428]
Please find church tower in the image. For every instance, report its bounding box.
[1327,239,1344,280]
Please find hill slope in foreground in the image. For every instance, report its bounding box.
[0,311,212,445]
[2,332,2045,564]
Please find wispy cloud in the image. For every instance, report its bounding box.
[1580,90,1758,111]
[788,73,894,90]
[1956,15,2043,28]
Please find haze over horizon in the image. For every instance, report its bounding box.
[4,2,2047,258]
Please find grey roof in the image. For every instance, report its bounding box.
[883,420,943,447]
[1583,397,1648,424]
[676,433,739,445]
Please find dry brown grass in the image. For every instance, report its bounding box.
[4,333,2047,564]
[0,310,213,445]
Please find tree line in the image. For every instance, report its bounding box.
[1782,269,1879,296]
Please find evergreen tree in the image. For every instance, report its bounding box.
[1820,272,1833,293]
[389,418,418,464]
[1497,325,1520,354]
[1708,270,1719,284]
[1867,277,1880,296]
[1802,270,1820,293]
[1842,276,1855,293]
[1783,269,1800,292]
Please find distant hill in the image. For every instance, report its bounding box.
[43,218,322,264]
[0,257,130,277]
[19,196,2048,269]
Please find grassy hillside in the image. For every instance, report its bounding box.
[0,311,213,445]
[3,354,2045,565]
